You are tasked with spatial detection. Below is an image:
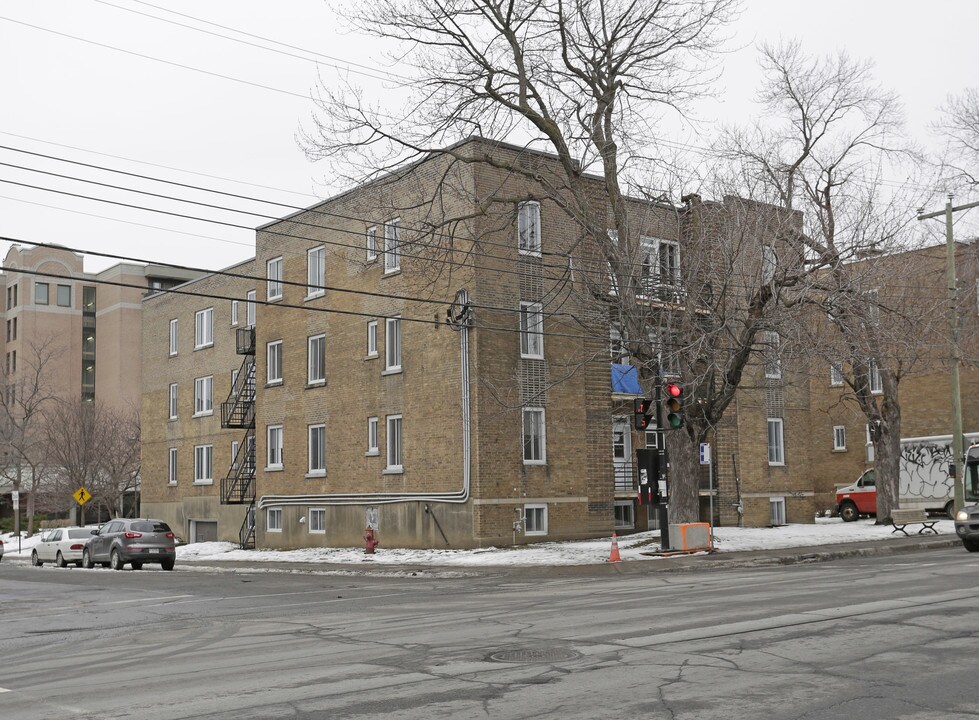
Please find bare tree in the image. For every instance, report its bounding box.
[936,88,979,189]
[94,404,141,518]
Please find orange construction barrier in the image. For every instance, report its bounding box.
[608,532,622,563]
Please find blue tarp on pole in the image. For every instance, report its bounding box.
[611,363,641,394]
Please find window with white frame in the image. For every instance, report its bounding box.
[366,226,378,261]
[308,507,326,533]
[246,290,256,327]
[267,425,283,469]
[870,361,883,394]
[386,414,403,471]
[519,302,544,359]
[833,425,847,451]
[307,246,326,298]
[367,416,379,455]
[308,334,326,384]
[522,407,546,464]
[168,448,177,485]
[384,219,401,272]
[267,507,282,532]
[308,424,326,475]
[524,504,547,535]
[267,340,283,384]
[517,201,541,255]
[770,496,786,526]
[193,376,213,416]
[763,331,781,379]
[866,424,876,463]
[231,299,239,326]
[367,320,378,357]
[767,418,785,465]
[639,237,680,292]
[830,364,844,386]
[614,501,635,530]
[609,323,627,363]
[194,308,214,349]
[761,244,777,284]
[231,440,239,471]
[193,444,213,483]
[267,257,283,300]
[168,383,178,420]
[385,317,401,371]
[169,319,178,356]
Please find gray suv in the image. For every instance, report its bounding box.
[82,518,176,571]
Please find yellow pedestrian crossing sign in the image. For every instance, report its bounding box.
[73,487,91,506]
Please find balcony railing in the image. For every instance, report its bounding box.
[236,327,256,355]
[614,464,635,493]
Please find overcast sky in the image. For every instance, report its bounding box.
[2,0,977,274]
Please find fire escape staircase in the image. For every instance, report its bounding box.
[219,328,257,549]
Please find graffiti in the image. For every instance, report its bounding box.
[900,442,952,501]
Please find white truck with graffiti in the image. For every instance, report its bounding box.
[836,434,979,521]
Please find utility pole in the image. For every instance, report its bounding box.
[917,196,979,511]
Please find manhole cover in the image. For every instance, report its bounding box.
[490,648,580,663]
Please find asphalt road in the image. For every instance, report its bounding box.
[1,547,978,719]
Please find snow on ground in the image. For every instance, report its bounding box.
[0,517,955,567]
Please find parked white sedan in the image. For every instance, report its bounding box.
[31,527,95,568]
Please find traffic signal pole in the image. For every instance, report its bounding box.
[654,377,670,551]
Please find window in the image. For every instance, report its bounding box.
[770,497,786,526]
[195,308,214,349]
[194,376,213,416]
[307,246,326,297]
[168,383,178,420]
[366,226,378,261]
[231,300,239,326]
[367,321,378,357]
[267,507,282,532]
[267,425,284,469]
[386,415,403,471]
[763,331,781,379]
[168,448,177,485]
[614,501,635,530]
[519,302,544,359]
[367,416,379,455]
[870,361,883,394]
[639,237,680,292]
[761,245,777,284]
[34,282,49,305]
[524,504,547,535]
[308,334,326,384]
[246,290,256,327]
[767,418,785,465]
[231,440,239,471]
[169,319,178,356]
[830,364,844,386]
[517,201,541,255]
[193,444,213,483]
[267,341,283,384]
[384,219,401,273]
[833,425,847,451]
[56,284,71,307]
[609,323,627,363]
[522,408,546,464]
[309,507,326,534]
[267,257,283,300]
[385,317,401,372]
[308,424,326,475]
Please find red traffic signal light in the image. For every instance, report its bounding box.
[633,397,653,430]
[664,383,684,428]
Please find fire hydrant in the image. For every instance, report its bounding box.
[364,527,379,554]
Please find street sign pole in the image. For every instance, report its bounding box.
[12,490,20,553]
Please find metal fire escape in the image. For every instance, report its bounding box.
[220,327,256,549]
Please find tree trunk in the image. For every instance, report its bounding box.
[874,392,902,524]
[667,428,701,524]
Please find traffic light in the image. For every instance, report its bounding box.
[633,397,653,431]
[664,382,684,428]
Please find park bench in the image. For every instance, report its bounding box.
[889,508,939,537]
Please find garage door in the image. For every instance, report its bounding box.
[192,521,218,543]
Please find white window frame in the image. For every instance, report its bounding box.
[168,447,177,485]
[267,340,283,385]
[366,226,378,262]
[517,201,541,256]
[770,496,787,526]
[169,318,178,356]
[306,246,326,298]
[522,407,547,464]
[870,361,883,394]
[519,302,544,359]
[231,299,239,326]
[384,219,401,273]
[307,334,326,385]
[194,307,214,350]
[193,376,213,417]
[246,290,256,327]
[385,414,403,472]
[384,317,402,372]
[761,244,777,284]
[193,444,213,484]
[830,364,844,386]
[308,423,326,476]
[231,440,240,472]
[767,418,785,466]
[367,320,378,358]
[168,383,178,420]
[640,236,681,291]
[267,425,284,470]
[833,425,847,451]
[614,500,635,530]
[367,416,379,456]
[267,507,283,533]
[763,331,781,379]
[267,256,283,301]
[524,503,548,535]
[308,507,326,534]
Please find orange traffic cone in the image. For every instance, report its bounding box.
[608,532,622,563]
